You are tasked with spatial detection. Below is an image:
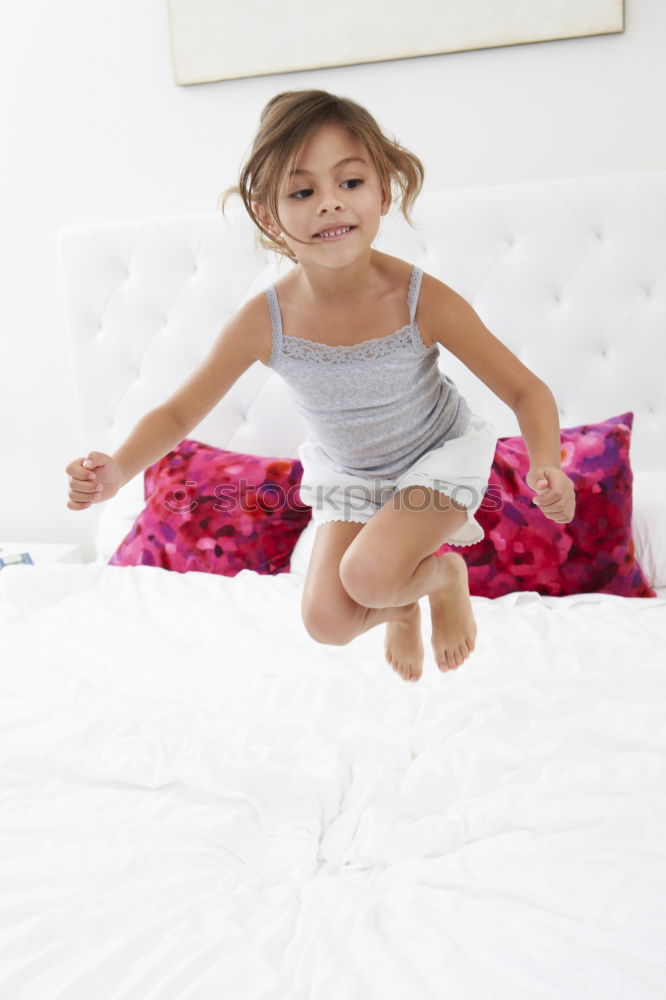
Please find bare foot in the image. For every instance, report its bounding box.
[384,602,424,682]
[428,553,477,672]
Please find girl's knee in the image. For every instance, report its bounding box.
[339,553,396,608]
[301,601,359,646]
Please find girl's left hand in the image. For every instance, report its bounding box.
[526,466,576,523]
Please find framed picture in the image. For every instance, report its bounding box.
[167,0,624,85]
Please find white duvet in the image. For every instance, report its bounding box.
[1,563,665,999]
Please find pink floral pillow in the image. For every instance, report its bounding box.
[437,412,656,598]
[109,440,312,575]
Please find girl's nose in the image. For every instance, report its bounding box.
[317,190,345,214]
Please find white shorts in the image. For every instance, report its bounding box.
[297,413,498,547]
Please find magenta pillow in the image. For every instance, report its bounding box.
[109,440,312,575]
[437,412,656,598]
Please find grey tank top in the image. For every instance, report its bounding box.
[265,265,471,479]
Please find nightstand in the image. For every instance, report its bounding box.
[0,542,82,568]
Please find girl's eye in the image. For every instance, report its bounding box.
[289,179,364,199]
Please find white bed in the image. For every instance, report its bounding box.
[2,172,666,998]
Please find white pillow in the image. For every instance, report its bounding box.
[289,520,316,578]
[632,471,666,589]
[94,476,145,563]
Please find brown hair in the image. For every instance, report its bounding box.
[220,89,425,264]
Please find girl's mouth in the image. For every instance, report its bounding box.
[313,226,356,242]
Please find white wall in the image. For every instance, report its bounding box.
[1,0,665,559]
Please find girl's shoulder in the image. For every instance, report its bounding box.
[361,256,461,349]
[410,269,468,348]
[224,290,275,367]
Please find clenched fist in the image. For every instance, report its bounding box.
[65,451,123,511]
[525,466,576,524]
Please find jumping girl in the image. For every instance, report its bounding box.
[65,89,575,683]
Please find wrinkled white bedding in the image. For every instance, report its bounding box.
[1,563,666,999]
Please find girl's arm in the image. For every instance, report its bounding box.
[418,275,575,524]
[66,295,270,510]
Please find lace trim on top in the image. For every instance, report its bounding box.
[267,265,433,365]
[284,324,430,362]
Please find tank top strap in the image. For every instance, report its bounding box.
[265,285,283,368]
[407,265,424,324]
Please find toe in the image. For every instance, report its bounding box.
[403,661,419,682]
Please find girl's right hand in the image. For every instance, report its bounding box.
[65,451,123,510]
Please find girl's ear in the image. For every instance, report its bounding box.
[380,187,392,216]
[252,201,280,237]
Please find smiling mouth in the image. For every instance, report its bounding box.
[313,226,356,240]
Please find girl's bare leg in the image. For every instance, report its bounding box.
[354,553,474,681]
[355,601,424,684]
[338,488,477,681]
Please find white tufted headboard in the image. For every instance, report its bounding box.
[59,171,666,557]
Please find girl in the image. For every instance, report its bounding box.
[65,89,575,684]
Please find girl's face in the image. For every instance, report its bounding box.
[259,123,391,265]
